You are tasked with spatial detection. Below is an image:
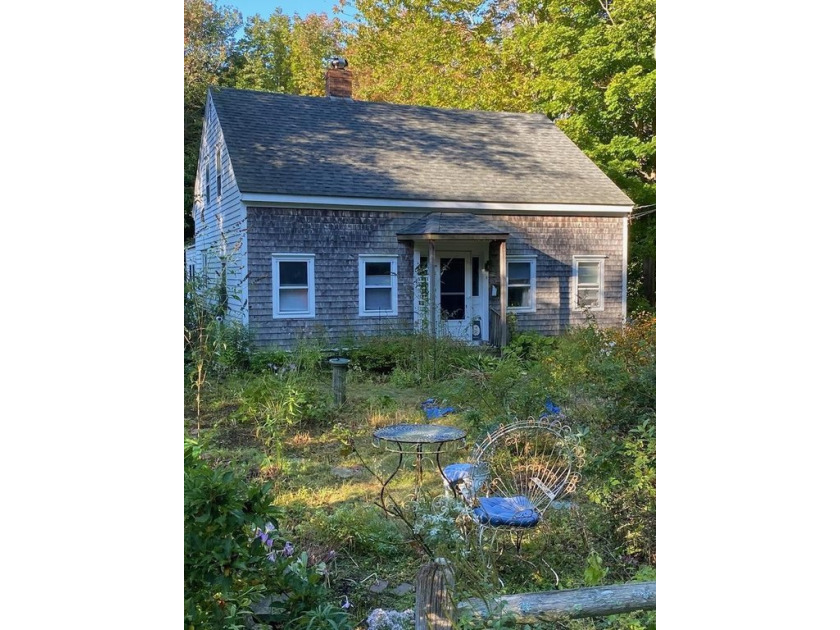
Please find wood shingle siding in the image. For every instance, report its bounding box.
[246,209,625,349]
[246,208,421,348]
[486,215,625,335]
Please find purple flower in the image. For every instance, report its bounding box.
[265,537,274,549]
[341,595,352,609]
[282,541,294,557]
[267,551,277,563]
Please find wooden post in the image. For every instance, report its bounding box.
[328,358,350,405]
[428,239,437,337]
[458,581,656,624]
[416,558,454,630]
[498,240,507,348]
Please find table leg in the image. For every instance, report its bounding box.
[379,443,404,514]
[415,443,423,493]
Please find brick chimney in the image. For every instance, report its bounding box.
[325,57,352,99]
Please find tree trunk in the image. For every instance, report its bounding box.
[458,581,656,624]
[416,558,455,630]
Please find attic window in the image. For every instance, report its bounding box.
[215,147,222,199]
[204,161,210,206]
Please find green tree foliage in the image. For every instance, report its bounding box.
[227,10,295,92]
[507,0,656,204]
[288,13,345,96]
[184,0,242,238]
[347,0,529,111]
[226,10,344,96]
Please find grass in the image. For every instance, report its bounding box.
[185,322,656,629]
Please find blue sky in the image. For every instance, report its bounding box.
[230,0,354,21]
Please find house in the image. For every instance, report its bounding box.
[186,65,634,349]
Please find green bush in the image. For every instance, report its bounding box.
[232,374,331,442]
[184,439,342,629]
[307,505,403,558]
[350,333,475,382]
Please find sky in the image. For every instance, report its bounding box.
[230,0,354,21]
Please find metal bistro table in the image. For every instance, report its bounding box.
[372,423,467,511]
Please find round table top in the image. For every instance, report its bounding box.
[373,423,466,444]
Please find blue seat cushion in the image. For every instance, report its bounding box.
[473,496,541,528]
[443,463,473,483]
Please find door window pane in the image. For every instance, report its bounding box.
[440,294,465,320]
[440,258,465,292]
[472,257,479,296]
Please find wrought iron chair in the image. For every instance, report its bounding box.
[442,417,584,548]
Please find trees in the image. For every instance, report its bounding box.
[184,0,241,239]
[347,0,530,111]
[183,1,655,295]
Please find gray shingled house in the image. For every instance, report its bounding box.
[186,68,634,349]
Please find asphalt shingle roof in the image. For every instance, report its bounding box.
[397,213,509,237]
[210,87,633,206]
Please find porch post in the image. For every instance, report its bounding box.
[498,240,507,347]
[428,239,437,337]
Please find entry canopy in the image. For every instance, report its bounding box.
[396,212,509,241]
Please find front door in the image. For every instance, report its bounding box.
[437,252,471,340]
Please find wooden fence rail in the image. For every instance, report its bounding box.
[415,560,655,628]
[457,581,656,624]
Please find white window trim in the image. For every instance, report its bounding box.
[572,255,606,312]
[272,253,316,319]
[359,255,398,317]
[507,255,537,313]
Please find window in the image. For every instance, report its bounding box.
[359,255,398,316]
[215,147,222,199]
[507,256,536,312]
[572,255,605,311]
[204,161,210,206]
[272,254,315,318]
[472,257,480,297]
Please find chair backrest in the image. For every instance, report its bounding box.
[469,417,585,514]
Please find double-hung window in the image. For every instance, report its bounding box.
[572,255,605,311]
[507,256,537,312]
[359,255,398,316]
[272,254,315,318]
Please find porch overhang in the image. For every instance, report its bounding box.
[396,212,509,241]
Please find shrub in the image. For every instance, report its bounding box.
[184,439,343,629]
[307,505,403,558]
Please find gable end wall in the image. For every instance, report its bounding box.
[191,95,248,323]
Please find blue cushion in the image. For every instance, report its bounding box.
[473,496,540,528]
[443,463,473,483]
